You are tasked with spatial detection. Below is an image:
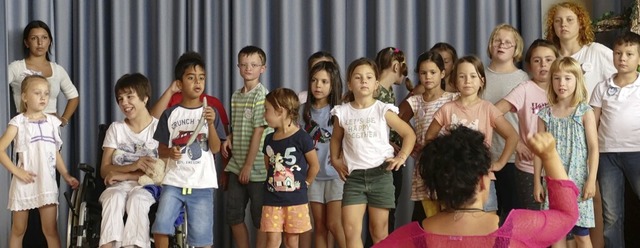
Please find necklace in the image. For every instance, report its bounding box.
[452,207,484,212]
[446,207,485,221]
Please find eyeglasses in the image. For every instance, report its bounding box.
[237,63,263,69]
[492,40,515,49]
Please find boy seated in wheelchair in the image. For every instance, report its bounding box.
[99,73,160,248]
[152,51,226,248]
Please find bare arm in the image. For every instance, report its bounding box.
[424,119,443,145]
[238,126,265,184]
[492,115,518,171]
[0,126,34,183]
[59,97,79,126]
[533,117,547,203]
[494,99,514,114]
[582,110,599,200]
[397,99,415,123]
[100,147,155,180]
[55,151,79,189]
[206,106,221,153]
[244,127,265,167]
[385,111,416,170]
[150,80,180,118]
[158,143,181,161]
[304,150,320,184]
[592,107,601,128]
[330,117,348,181]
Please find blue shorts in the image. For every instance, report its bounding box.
[151,185,214,247]
[308,178,344,204]
[483,180,498,211]
[571,225,590,236]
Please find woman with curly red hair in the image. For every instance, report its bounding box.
[545,2,616,94]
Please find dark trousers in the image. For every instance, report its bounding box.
[494,163,517,223]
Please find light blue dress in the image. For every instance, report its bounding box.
[538,102,594,228]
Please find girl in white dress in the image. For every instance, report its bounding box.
[0,75,79,247]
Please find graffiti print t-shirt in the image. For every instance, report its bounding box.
[262,129,314,206]
[103,119,159,166]
[154,104,227,189]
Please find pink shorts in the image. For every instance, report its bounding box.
[260,204,312,233]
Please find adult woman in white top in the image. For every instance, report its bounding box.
[8,20,79,126]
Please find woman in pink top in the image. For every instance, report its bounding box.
[375,126,579,248]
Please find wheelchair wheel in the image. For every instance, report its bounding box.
[65,189,79,247]
[67,181,89,248]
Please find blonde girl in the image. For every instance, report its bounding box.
[424,56,518,214]
[536,57,598,248]
[261,88,320,248]
[300,61,346,248]
[495,39,560,210]
[484,23,530,221]
[0,75,79,247]
[398,51,457,221]
[330,58,416,247]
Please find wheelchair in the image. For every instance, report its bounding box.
[65,124,189,248]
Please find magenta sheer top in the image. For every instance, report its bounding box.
[375,178,579,248]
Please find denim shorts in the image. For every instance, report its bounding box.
[151,185,214,247]
[308,178,344,204]
[224,172,264,228]
[342,163,395,208]
[483,180,498,211]
[571,225,590,236]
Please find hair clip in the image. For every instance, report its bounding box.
[394,48,400,53]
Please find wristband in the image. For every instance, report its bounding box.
[60,116,69,126]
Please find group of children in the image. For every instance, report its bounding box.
[2,21,640,248]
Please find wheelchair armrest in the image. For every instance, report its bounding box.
[78,163,95,174]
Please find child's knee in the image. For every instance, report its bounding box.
[11,222,27,236]
[41,223,59,237]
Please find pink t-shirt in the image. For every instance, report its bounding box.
[433,100,503,180]
[503,81,549,173]
[375,178,579,248]
[433,100,502,146]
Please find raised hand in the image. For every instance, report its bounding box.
[527,132,556,159]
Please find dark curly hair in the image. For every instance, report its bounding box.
[420,125,491,210]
